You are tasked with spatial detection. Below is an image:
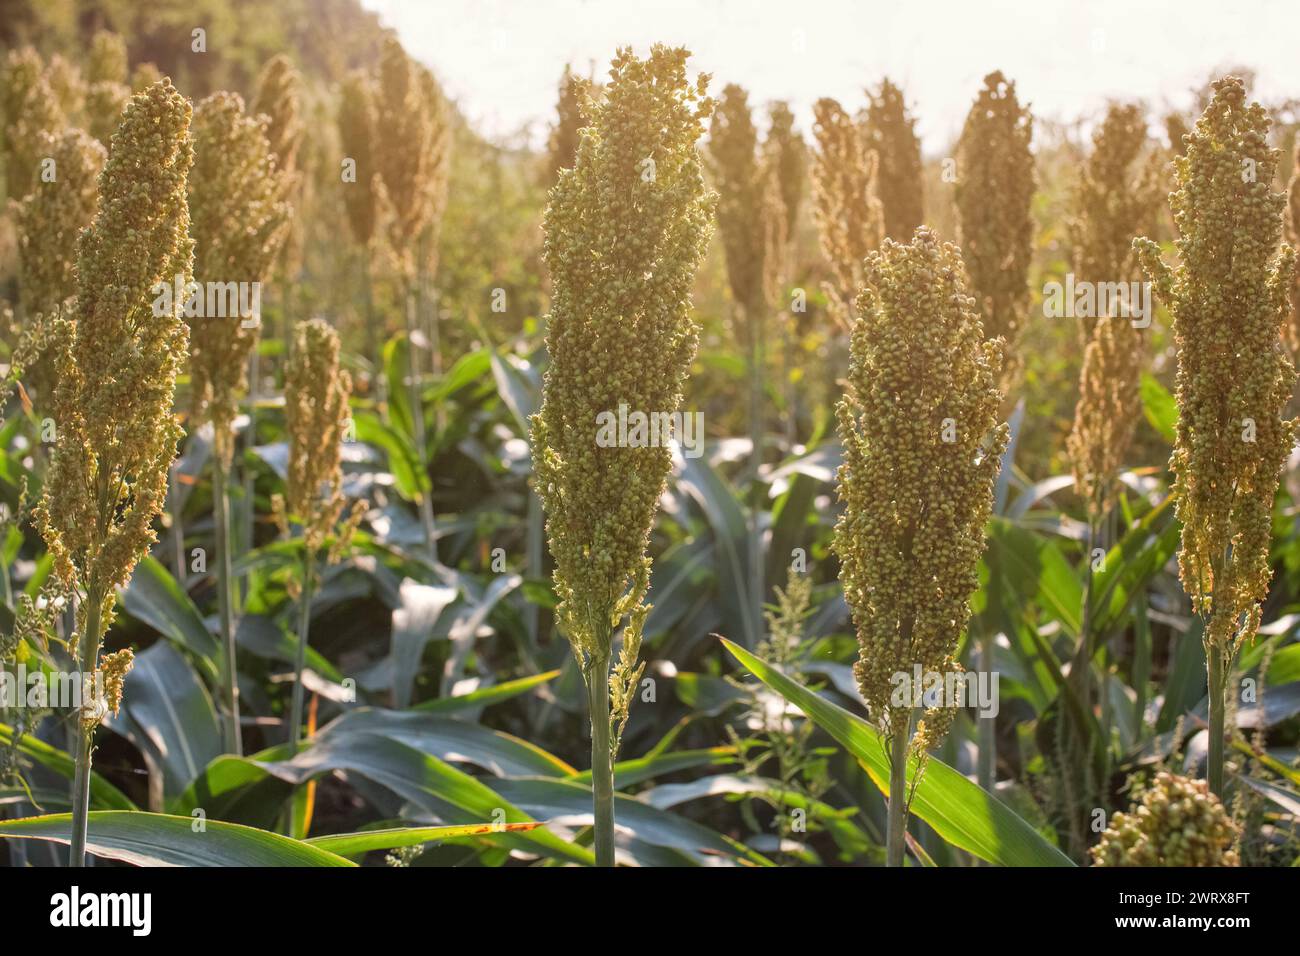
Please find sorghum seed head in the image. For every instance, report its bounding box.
[764,101,805,242]
[34,79,194,633]
[811,96,883,330]
[1091,771,1239,867]
[954,71,1035,391]
[708,83,772,317]
[1134,76,1297,657]
[338,70,379,248]
[532,45,714,671]
[860,78,924,241]
[834,227,1007,749]
[2,47,64,199]
[187,91,292,466]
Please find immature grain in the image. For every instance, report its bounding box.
[811,97,883,330]
[861,78,923,240]
[532,45,714,866]
[1284,138,1300,357]
[338,70,379,248]
[1134,77,1296,796]
[1091,771,1239,867]
[954,71,1034,389]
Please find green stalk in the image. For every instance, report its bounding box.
[747,304,765,644]
[213,456,242,754]
[586,654,614,867]
[976,619,995,791]
[169,461,186,586]
[525,489,543,650]
[1207,647,1227,798]
[404,285,437,563]
[288,546,315,750]
[885,719,910,867]
[240,343,261,609]
[68,590,103,868]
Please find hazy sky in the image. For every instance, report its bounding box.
[360,0,1300,153]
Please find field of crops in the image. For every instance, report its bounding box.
[0,0,1298,883]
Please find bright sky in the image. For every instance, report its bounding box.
[360,0,1300,154]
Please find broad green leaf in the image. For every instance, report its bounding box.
[720,638,1074,867]
[1140,372,1177,443]
[0,723,136,811]
[412,670,559,713]
[118,556,219,682]
[306,821,543,855]
[0,811,353,867]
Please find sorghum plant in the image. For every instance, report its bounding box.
[33,79,193,866]
[338,69,381,379]
[860,78,923,240]
[532,45,714,866]
[764,101,805,443]
[708,83,784,643]
[374,37,451,561]
[274,319,364,749]
[188,91,292,753]
[811,96,883,330]
[1135,77,1296,798]
[834,228,1007,866]
[954,71,1034,390]
[1,48,63,201]
[85,32,132,148]
[1091,771,1239,866]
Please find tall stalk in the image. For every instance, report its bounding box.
[976,621,995,792]
[68,591,102,867]
[288,547,315,749]
[747,303,765,643]
[212,457,242,755]
[885,720,910,867]
[586,653,614,867]
[405,287,437,563]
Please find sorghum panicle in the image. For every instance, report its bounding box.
[338,70,379,248]
[834,228,1007,751]
[811,96,883,330]
[860,78,924,240]
[764,101,805,247]
[954,71,1035,390]
[273,319,364,558]
[1283,138,1300,357]
[1091,771,1239,867]
[187,91,292,465]
[708,84,771,318]
[531,46,714,730]
[34,79,194,631]
[1134,77,1297,657]
[87,31,128,86]
[2,48,64,200]
[1066,103,1161,516]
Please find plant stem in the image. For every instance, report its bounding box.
[525,489,543,650]
[240,344,260,609]
[213,456,242,755]
[169,460,186,587]
[885,719,910,867]
[69,591,102,868]
[405,286,437,564]
[1207,646,1226,797]
[976,620,996,792]
[747,304,765,644]
[288,547,315,750]
[586,654,614,867]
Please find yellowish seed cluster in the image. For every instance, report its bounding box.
[861,78,923,241]
[811,97,883,330]
[274,319,364,558]
[34,79,194,632]
[764,101,804,248]
[1134,77,1297,657]
[954,71,1035,390]
[1284,138,1300,357]
[85,31,131,148]
[1066,104,1161,517]
[708,84,773,318]
[2,48,63,200]
[338,70,379,248]
[834,228,1007,749]
[374,37,451,277]
[1091,771,1239,867]
[532,45,714,682]
[15,129,105,316]
[187,91,292,466]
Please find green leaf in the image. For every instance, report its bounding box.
[0,723,136,811]
[354,410,427,502]
[306,821,544,856]
[0,811,354,866]
[118,556,219,682]
[1140,373,1178,443]
[720,638,1074,867]
[412,670,559,713]
[986,518,1082,638]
